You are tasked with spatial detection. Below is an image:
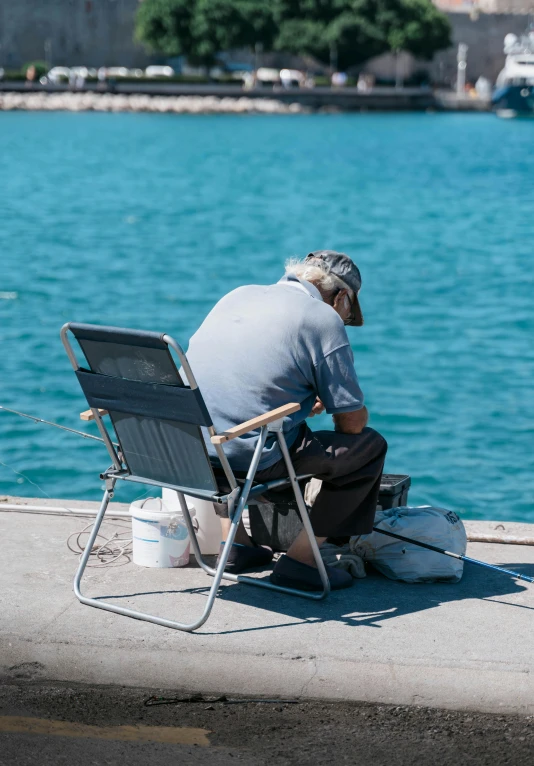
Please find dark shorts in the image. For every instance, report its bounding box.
[214,425,387,537]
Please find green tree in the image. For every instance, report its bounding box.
[135,0,275,67]
[387,0,452,60]
[273,0,451,69]
[135,0,195,58]
[135,0,451,71]
[192,0,276,64]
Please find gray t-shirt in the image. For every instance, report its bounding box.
[186,274,364,471]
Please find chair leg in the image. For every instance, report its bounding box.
[182,428,293,589]
[73,481,227,633]
[234,432,330,600]
[178,488,246,583]
[74,426,329,635]
[276,431,330,597]
[196,432,331,601]
[73,483,114,603]
[176,490,214,575]
[196,427,270,577]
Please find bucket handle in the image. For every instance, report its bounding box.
[140,497,198,530]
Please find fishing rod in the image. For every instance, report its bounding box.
[373,526,534,584]
[0,405,119,447]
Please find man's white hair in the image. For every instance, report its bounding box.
[285,257,354,298]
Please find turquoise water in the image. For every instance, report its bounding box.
[1,111,533,522]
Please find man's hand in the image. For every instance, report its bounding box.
[333,406,368,434]
[308,397,325,418]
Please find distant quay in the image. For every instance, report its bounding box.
[0,90,304,115]
[0,82,491,113]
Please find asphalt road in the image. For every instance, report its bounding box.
[0,681,533,765]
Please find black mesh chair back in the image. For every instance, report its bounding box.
[68,323,218,493]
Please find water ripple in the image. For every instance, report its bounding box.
[0,111,533,522]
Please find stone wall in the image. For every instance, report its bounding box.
[0,2,530,85]
[0,0,148,69]
[435,0,534,12]
[366,11,531,85]
[432,10,531,83]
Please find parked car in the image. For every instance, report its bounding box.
[256,67,281,87]
[46,66,71,83]
[280,69,305,88]
[145,66,175,78]
[70,67,97,79]
[105,67,130,78]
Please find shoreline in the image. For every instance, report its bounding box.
[0,91,305,114]
[2,496,532,539]
[0,86,491,114]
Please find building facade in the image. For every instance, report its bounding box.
[0,0,531,84]
[0,0,148,69]
[366,9,532,85]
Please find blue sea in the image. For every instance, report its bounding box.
[0,111,533,522]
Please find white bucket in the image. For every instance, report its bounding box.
[130,497,190,568]
[161,488,222,555]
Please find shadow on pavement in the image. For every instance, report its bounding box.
[204,560,533,634]
[94,560,533,635]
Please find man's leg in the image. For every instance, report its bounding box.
[219,516,253,546]
[285,426,387,566]
[211,469,256,547]
[215,425,386,573]
[213,484,273,573]
[285,531,327,567]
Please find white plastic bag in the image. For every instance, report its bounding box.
[352,506,467,583]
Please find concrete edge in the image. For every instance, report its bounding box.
[2,641,532,716]
[2,498,534,539]
[0,496,131,512]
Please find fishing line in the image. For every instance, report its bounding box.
[0,404,118,496]
[0,405,119,446]
[1,405,161,568]
[0,405,156,508]
[0,404,118,497]
[0,458,51,498]
[1,405,170,477]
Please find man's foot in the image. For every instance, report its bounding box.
[269,554,353,591]
[217,540,273,574]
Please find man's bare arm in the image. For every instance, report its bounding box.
[333,406,369,434]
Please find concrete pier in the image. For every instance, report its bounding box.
[1,498,532,713]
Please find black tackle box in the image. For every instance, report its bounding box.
[248,473,411,552]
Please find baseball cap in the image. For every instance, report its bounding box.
[305,250,364,326]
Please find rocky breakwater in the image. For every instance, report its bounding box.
[0,91,305,114]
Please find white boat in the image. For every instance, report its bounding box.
[493,29,534,117]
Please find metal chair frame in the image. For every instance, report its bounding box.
[61,323,330,633]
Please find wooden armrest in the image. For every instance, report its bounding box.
[80,408,109,422]
[210,403,300,445]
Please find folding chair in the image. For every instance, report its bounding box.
[61,322,330,632]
